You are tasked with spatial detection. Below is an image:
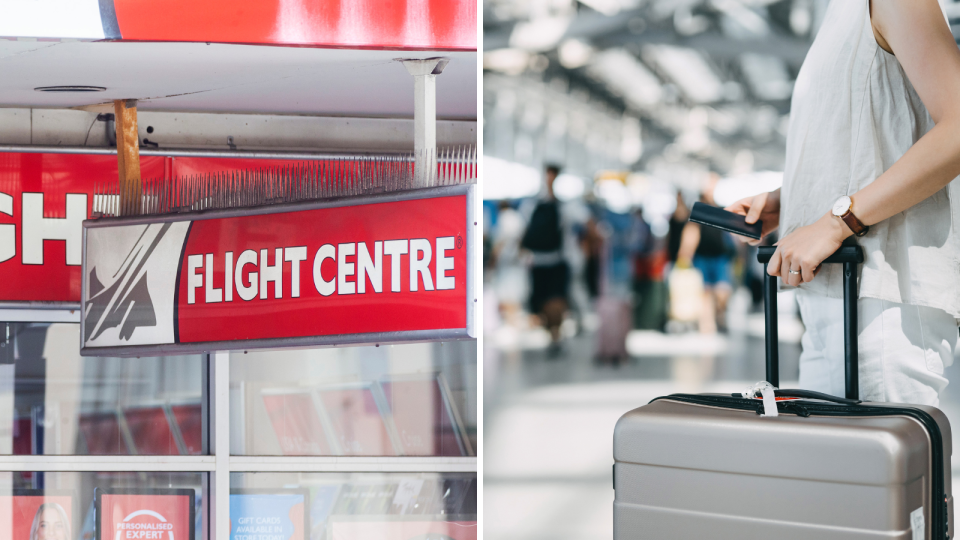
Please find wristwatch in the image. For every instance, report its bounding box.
[832,196,869,237]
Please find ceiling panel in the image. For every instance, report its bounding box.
[0,41,477,119]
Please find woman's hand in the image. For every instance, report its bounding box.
[724,189,781,246]
[767,212,852,286]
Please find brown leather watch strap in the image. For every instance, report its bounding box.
[840,209,869,237]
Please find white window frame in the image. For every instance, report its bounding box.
[0,311,478,540]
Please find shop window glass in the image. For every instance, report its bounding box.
[0,471,206,540]
[230,472,476,540]
[231,341,477,456]
[0,322,204,455]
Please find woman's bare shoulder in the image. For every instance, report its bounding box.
[870,0,948,55]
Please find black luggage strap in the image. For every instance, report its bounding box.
[729,388,861,406]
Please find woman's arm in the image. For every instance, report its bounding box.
[855,0,960,224]
[769,0,960,286]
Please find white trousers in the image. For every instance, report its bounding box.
[795,290,958,406]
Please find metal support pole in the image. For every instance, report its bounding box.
[114,99,141,216]
[763,265,779,388]
[211,351,230,539]
[413,72,436,154]
[399,57,449,185]
[843,262,859,400]
[0,363,12,454]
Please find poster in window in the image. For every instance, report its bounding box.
[95,488,195,540]
[0,489,75,540]
[230,489,308,540]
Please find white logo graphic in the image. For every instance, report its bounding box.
[115,509,175,540]
[84,222,190,347]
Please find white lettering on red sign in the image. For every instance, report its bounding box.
[313,244,335,297]
[187,237,455,304]
[284,246,307,298]
[410,238,433,292]
[11,193,87,265]
[188,254,203,305]
[337,242,356,295]
[260,247,283,299]
[205,253,222,303]
[236,249,258,301]
[0,193,13,263]
[115,512,174,540]
[383,239,408,293]
[436,236,455,290]
[358,241,382,294]
[225,251,234,301]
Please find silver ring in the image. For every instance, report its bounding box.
[789,270,801,275]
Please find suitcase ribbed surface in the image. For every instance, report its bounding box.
[613,395,952,539]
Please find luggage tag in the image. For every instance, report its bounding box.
[910,507,924,540]
[741,381,779,417]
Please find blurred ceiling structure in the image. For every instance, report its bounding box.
[483,0,960,193]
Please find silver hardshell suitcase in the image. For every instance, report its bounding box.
[614,246,954,539]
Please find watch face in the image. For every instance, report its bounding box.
[832,196,852,216]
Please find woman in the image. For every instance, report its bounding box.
[29,502,70,540]
[727,0,960,405]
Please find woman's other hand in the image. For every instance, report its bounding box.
[725,189,781,246]
[767,211,852,286]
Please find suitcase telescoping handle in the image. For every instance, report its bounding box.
[756,245,864,400]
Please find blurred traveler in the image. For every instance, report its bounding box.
[560,197,592,338]
[727,0,960,405]
[664,192,703,331]
[632,210,669,332]
[594,204,641,365]
[601,206,640,299]
[482,201,496,274]
[678,192,734,334]
[521,165,569,357]
[666,191,690,265]
[581,216,603,300]
[493,200,528,322]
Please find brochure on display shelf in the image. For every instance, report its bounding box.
[261,373,473,458]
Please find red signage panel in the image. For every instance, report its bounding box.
[0,152,428,306]
[178,195,466,342]
[81,185,476,356]
[111,0,477,50]
[0,152,321,306]
[95,489,195,540]
[0,152,165,304]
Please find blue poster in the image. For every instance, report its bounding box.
[230,491,307,540]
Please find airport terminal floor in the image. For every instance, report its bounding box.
[483,288,960,540]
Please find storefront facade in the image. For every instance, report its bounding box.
[0,2,478,538]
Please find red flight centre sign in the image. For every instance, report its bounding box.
[81,185,476,356]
